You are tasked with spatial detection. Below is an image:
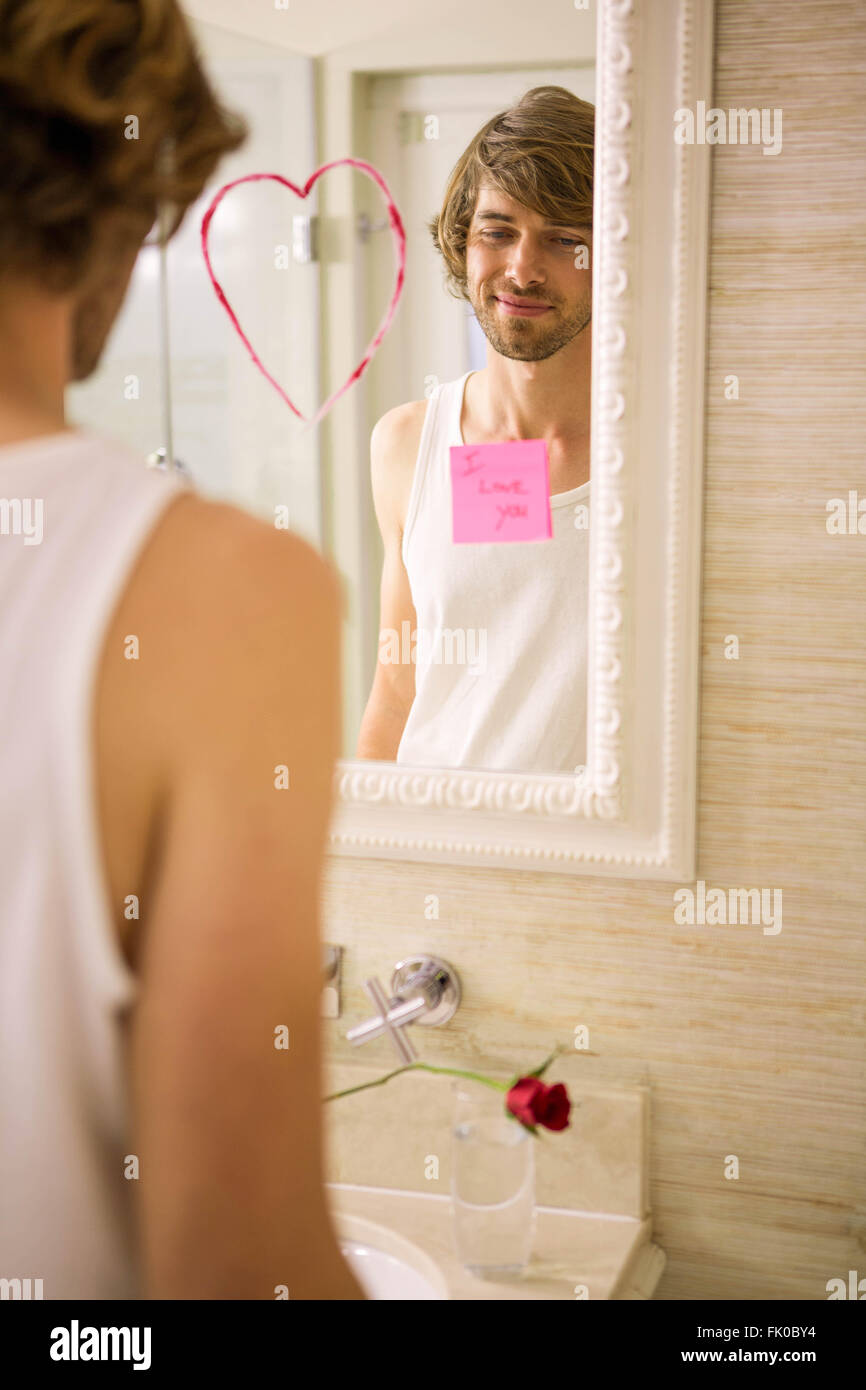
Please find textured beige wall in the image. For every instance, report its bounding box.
[320,0,866,1300]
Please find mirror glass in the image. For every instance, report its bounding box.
[66,3,597,779]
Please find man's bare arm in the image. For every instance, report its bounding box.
[356,404,425,760]
[128,501,365,1299]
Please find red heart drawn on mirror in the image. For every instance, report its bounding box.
[200,159,406,427]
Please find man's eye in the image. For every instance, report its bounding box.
[479,231,586,248]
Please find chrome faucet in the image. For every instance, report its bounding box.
[346,955,461,1063]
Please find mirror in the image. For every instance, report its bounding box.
[66,1,597,780]
[66,0,711,877]
[352,67,595,778]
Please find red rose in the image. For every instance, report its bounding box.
[506,1077,571,1132]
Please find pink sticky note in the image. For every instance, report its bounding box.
[450,440,552,543]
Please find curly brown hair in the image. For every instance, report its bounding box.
[429,85,594,302]
[0,0,248,294]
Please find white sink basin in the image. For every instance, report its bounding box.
[336,1214,449,1300]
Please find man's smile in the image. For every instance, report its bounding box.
[494,294,553,318]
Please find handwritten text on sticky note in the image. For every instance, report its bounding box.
[450,440,552,543]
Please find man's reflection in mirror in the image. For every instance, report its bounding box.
[357,87,593,775]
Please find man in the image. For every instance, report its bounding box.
[357,86,593,774]
[0,0,363,1299]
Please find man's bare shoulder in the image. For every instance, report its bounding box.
[112,490,342,759]
[160,489,337,575]
[371,397,428,446]
[370,398,429,532]
[150,491,341,632]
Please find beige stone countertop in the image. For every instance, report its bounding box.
[326,1182,665,1300]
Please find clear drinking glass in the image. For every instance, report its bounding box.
[450,1079,536,1278]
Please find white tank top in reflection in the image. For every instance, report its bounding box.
[0,429,187,1298]
[396,372,590,775]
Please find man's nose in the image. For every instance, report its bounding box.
[504,236,547,287]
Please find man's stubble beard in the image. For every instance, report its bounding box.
[469,283,592,362]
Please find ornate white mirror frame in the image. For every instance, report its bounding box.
[329,0,714,879]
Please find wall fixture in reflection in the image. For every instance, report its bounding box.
[146,447,192,481]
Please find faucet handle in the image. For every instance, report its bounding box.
[344,984,428,1057]
[344,955,461,1063]
[362,977,417,1064]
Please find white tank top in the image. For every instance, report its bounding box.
[396,372,591,774]
[0,429,187,1298]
